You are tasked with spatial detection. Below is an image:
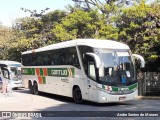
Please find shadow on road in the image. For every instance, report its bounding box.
[12,87,30,94]
[14,88,133,107]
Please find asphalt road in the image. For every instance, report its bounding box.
[0,88,160,120]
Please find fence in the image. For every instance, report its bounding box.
[138,72,160,96]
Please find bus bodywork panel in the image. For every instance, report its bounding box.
[21,66,87,99]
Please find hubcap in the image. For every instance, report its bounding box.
[76,91,81,100]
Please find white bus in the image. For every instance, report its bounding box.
[21,39,145,103]
[0,60,22,89]
[0,64,10,93]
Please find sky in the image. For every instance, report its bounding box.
[0,0,73,27]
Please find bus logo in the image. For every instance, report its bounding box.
[118,88,129,91]
[51,69,68,76]
[48,68,75,77]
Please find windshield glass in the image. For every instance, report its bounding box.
[10,67,21,80]
[96,49,136,86]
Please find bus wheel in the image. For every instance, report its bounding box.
[73,87,83,104]
[33,82,39,95]
[28,81,33,94]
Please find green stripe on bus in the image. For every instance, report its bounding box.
[22,67,75,77]
[111,83,138,92]
[112,87,118,92]
[128,83,138,90]
[42,77,46,84]
[40,68,44,76]
[101,83,138,92]
[21,68,35,75]
[102,85,105,89]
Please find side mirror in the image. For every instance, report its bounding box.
[86,53,104,77]
[86,53,101,68]
[132,54,145,68]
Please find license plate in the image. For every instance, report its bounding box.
[119,96,126,100]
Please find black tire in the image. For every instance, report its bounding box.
[28,81,33,94]
[12,87,18,90]
[33,82,39,95]
[73,87,83,104]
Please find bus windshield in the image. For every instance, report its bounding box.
[10,67,21,79]
[96,49,136,86]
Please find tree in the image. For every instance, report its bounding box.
[39,10,68,44]
[116,2,160,71]
[0,26,16,60]
[71,0,143,13]
[52,9,118,41]
[13,9,68,49]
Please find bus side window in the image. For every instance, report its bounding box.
[66,47,80,69]
[2,68,10,79]
[78,45,93,75]
[72,54,80,69]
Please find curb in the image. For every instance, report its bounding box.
[136,96,160,100]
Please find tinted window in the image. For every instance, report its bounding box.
[66,47,80,69]
[22,47,80,69]
[78,46,93,74]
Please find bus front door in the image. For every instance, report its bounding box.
[87,61,97,102]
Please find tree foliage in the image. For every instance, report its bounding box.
[52,10,118,41]
[0,1,159,71]
[13,10,67,49]
[71,0,142,13]
[0,26,16,60]
[117,2,160,71]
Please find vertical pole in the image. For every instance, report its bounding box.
[144,72,146,96]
